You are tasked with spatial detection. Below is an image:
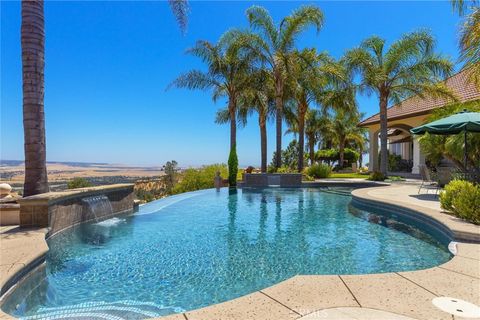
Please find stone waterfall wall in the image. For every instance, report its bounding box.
[18,184,134,236]
[242,173,303,187]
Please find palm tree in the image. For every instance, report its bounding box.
[452,0,480,86]
[21,0,48,197]
[217,85,274,173]
[20,0,189,197]
[170,34,253,185]
[331,110,363,168]
[238,71,275,173]
[288,49,347,172]
[242,5,324,168]
[304,109,323,165]
[344,31,454,174]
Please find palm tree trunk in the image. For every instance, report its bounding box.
[259,117,267,173]
[22,0,49,197]
[275,73,283,169]
[229,99,236,150]
[308,135,315,165]
[339,139,345,169]
[297,102,306,172]
[379,94,388,175]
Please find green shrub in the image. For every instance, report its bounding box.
[367,171,385,181]
[267,165,277,173]
[439,179,464,212]
[135,189,155,202]
[440,180,480,224]
[228,145,238,187]
[305,163,332,178]
[316,148,359,166]
[276,166,296,173]
[172,164,228,194]
[67,177,92,189]
[269,140,307,170]
[303,174,315,181]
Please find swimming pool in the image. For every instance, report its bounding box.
[2,188,452,319]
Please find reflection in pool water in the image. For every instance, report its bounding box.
[2,188,452,320]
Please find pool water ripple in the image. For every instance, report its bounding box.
[2,188,452,319]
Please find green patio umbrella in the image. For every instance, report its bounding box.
[410,110,480,170]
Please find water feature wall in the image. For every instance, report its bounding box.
[18,184,134,236]
[82,195,113,222]
[241,173,302,187]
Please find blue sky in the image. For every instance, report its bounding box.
[1,1,463,167]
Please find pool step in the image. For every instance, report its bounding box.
[318,188,353,196]
[20,300,183,320]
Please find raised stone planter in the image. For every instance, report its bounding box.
[242,173,302,187]
[0,203,20,226]
[17,184,134,236]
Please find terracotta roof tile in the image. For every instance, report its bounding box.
[358,68,480,126]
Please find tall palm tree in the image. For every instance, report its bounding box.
[20,0,189,197]
[452,0,480,86]
[344,31,454,174]
[170,34,253,184]
[21,0,48,196]
[288,49,347,172]
[217,75,274,173]
[239,71,275,173]
[304,109,323,165]
[331,110,363,168]
[242,5,324,168]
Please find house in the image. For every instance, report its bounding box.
[358,68,480,174]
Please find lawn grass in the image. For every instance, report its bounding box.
[328,172,369,179]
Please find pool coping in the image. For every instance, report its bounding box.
[1,185,479,320]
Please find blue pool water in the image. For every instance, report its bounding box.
[2,188,452,319]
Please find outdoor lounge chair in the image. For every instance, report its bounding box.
[418,165,440,195]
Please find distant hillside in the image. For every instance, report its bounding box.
[0,160,160,170]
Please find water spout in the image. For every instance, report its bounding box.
[82,195,113,222]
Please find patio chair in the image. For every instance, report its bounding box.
[418,165,440,195]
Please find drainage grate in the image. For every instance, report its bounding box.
[432,297,480,318]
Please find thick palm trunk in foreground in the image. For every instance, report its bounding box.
[22,0,49,196]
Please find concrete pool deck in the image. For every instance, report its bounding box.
[1,184,479,320]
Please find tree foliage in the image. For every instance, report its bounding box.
[172,164,228,194]
[418,100,480,171]
[452,0,480,87]
[228,145,238,186]
[164,160,178,193]
[344,30,454,174]
[241,5,324,168]
[67,178,92,189]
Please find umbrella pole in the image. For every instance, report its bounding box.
[464,129,468,173]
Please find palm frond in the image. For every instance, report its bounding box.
[168,0,189,34]
[459,8,480,70]
[384,30,435,73]
[360,36,385,66]
[168,70,219,91]
[246,5,279,49]
[215,108,230,125]
[452,0,479,15]
[279,5,324,52]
